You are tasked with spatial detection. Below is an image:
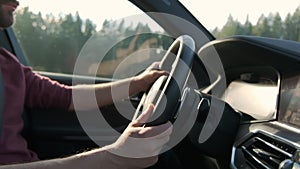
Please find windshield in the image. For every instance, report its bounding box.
[180,0,300,42]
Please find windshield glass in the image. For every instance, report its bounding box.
[180,0,300,42]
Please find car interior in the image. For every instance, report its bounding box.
[0,0,300,169]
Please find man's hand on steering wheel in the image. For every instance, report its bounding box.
[133,62,169,92]
[132,35,195,126]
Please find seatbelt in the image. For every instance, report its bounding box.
[0,68,4,139]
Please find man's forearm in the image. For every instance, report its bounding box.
[0,147,126,169]
[69,76,145,111]
[68,66,167,111]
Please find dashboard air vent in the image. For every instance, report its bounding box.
[233,133,297,169]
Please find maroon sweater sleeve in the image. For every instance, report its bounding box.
[23,65,72,110]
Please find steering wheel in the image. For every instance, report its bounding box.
[132,35,195,126]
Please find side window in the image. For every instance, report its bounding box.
[13,1,173,79]
[82,32,173,79]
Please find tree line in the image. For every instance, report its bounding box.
[212,7,300,41]
[13,7,173,74]
[13,7,97,73]
[13,7,300,74]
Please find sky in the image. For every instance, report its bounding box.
[17,0,300,31]
[182,0,300,30]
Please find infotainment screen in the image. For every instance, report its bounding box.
[278,75,300,128]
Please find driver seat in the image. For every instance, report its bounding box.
[0,67,4,139]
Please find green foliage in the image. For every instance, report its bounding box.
[13,8,97,73]
[213,7,300,41]
[15,7,300,75]
[13,9,172,74]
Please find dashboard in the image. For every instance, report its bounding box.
[231,68,300,169]
[279,72,300,128]
[190,35,300,169]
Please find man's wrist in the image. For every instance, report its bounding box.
[100,145,133,169]
[131,76,147,93]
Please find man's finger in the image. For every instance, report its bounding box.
[134,104,154,126]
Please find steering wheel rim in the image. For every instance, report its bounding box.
[133,35,195,126]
